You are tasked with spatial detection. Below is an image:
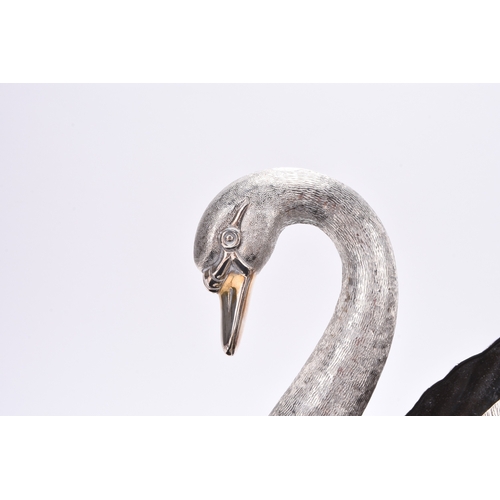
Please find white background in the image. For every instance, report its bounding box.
[1,84,499,416]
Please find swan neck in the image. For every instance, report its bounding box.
[266,170,398,416]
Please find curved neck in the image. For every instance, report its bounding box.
[265,169,398,415]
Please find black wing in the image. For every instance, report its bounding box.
[407,337,500,416]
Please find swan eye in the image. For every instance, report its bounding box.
[221,228,241,249]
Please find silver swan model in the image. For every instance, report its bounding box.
[194,168,398,415]
[193,168,500,415]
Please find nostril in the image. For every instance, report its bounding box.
[204,275,222,293]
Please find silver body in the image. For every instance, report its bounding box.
[194,168,398,415]
[483,400,500,416]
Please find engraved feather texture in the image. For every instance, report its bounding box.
[484,400,500,416]
[194,168,398,415]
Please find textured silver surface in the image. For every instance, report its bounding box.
[194,168,398,415]
[483,400,500,416]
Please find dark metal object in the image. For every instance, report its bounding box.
[407,337,500,416]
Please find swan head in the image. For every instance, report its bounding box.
[194,171,286,355]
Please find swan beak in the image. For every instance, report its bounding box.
[219,271,254,355]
